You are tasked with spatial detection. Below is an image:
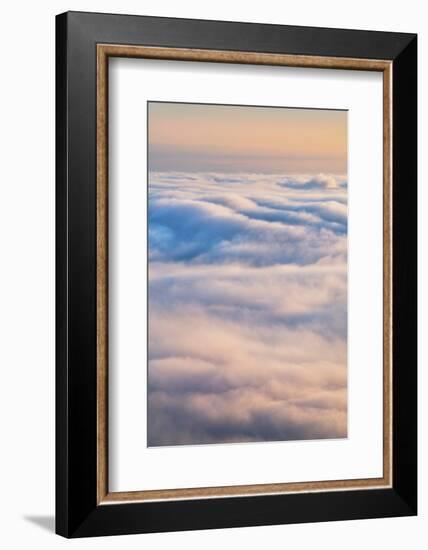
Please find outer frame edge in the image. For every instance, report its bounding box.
[69,489,414,538]
[55,11,70,539]
[391,34,418,515]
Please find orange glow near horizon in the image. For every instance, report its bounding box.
[148,102,347,174]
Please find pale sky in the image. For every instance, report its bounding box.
[148,101,347,174]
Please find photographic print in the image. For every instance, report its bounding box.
[147,101,348,447]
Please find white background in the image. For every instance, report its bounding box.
[110,60,383,492]
[0,0,425,548]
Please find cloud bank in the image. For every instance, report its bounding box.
[148,172,347,446]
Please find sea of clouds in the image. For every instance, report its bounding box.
[147,172,348,446]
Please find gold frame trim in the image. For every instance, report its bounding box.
[96,44,393,505]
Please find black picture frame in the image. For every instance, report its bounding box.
[56,11,417,538]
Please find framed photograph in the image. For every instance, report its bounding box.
[56,11,417,537]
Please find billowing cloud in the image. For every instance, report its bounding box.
[279,173,347,190]
[147,172,347,446]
